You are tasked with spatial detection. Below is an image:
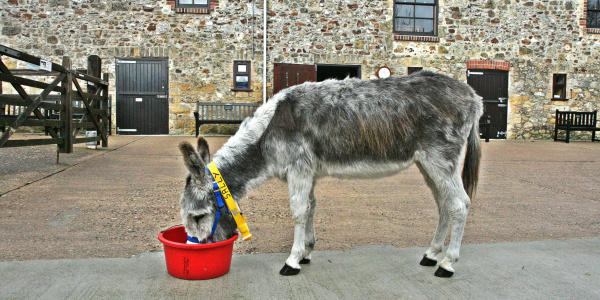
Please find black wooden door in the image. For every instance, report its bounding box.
[467,69,508,139]
[116,58,169,135]
[273,63,316,95]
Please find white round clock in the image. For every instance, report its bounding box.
[377,66,392,78]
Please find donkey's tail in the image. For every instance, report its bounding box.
[462,121,481,199]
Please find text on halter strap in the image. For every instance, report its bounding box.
[206,162,252,241]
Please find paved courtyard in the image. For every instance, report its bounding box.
[0,135,598,298]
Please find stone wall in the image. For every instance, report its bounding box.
[1,0,599,139]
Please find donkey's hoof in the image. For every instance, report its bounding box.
[299,258,311,264]
[280,264,301,276]
[420,256,437,267]
[434,267,454,278]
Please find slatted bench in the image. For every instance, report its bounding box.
[194,102,260,137]
[1,102,86,134]
[554,109,599,143]
[1,104,58,133]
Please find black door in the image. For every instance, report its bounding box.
[116,58,169,135]
[467,69,508,139]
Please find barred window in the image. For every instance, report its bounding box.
[177,0,210,9]
[589,0,600,28]
[393,0,438,36]
[552,74,567,100]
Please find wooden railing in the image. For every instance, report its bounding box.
[0,44,109,153]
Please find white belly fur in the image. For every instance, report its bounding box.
[318,158,415,179]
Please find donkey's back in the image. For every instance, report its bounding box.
[261,71,483,180]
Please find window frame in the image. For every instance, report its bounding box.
[552,74,568,101]
[407,67,423,75]
[393,0,438,37]
[233,61,252,91]
[588,0,600,28]
[176,0,210,9]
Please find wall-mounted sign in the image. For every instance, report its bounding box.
[377,66,392,78]
[40,59,52,72]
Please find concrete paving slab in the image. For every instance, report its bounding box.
[1,238,599,299]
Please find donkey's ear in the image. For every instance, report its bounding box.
[196,136,210,163]
[179,141,207,182]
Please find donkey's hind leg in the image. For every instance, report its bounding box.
[416,162,450,267]
[435,179,470,278]
[300,185,317,265]
[418,160,471,277]
[280,174,315,276]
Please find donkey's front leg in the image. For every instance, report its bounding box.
[280,176,314,276]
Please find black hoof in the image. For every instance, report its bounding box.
[434,267,454,278]
[279,264,301,276]
[299,258,311,264]
[420,256,437,267]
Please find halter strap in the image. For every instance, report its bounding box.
[186,169,228,244]
[187,163,252,243]
[206,162,252,241]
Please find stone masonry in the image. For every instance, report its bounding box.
[1,0,599,139]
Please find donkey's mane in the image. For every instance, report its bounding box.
[213,91,286,164]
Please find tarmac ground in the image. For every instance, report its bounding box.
[1,238,599,299]
[0,135,599,299]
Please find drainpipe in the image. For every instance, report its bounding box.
[262,0,267,104]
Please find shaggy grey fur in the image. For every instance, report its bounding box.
[179,71,483,277]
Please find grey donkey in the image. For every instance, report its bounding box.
[178,71,483,277]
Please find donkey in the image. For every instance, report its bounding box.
[179,71,483,278]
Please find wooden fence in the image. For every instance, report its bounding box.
[0,44,109,153]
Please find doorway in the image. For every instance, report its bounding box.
[467,69,509,139]
[115,58,169,135]
[316,64,361,82]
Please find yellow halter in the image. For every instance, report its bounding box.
[206,162,252,241]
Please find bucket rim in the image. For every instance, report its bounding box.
[158,225,238,250]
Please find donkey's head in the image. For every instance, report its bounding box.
[178,137,218,242]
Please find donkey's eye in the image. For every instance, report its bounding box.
[193,214,206,223]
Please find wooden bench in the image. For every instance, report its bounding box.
[194,102,260,137]
[554,109,599,143]
[1,102,86,134]
[1,104,57,133]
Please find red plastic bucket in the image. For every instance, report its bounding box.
[158,225,238,280]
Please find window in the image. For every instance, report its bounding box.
[589,0,600,28]
[393,0,438,36]
[407,67,423,75]
[552,74,567,100]
[177,0,209,8]
[233,61,251,91]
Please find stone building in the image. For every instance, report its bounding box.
[1,0,599,139]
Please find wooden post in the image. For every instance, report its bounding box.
[87,55,101,146]
[0,54,4,134]
[60,56,73,153]
[102,73,109,147]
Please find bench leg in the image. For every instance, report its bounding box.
[565,129,570,143]
[593,131,597,142]
[554,127,558,141]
